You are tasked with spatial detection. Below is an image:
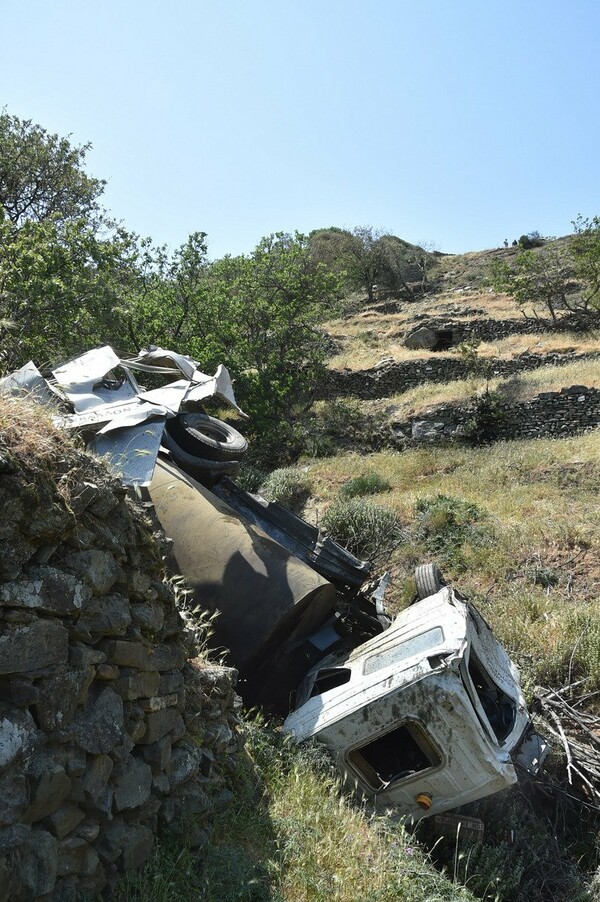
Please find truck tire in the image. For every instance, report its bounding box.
[165,413,248,462]
[415,563,446,600]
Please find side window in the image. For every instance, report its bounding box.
[347,721,441,790]
[309,668,351,699]
[363,627,444,675]
[467,653,516,743]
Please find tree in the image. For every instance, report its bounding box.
[0,214,139,368]
[0,112,105,228]
[490,246,576,324]
[570,215,600,309]
[197,233,341,428]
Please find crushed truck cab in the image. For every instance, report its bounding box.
[284,587,547,819]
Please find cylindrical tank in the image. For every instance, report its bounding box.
[148,457,337,683]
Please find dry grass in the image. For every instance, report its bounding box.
[325,301,598,372]
[0,395,70,465]
[364,358,600,421]
[302,430,600,692]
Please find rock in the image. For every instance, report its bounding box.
[146,642,186,672]
[130,599,165,632]
[73,689,125,755]
[0,824,58,900]
[404,325,439,350]
[56,837,100,880]
[168,747,199,790]
[74,594,131,638]
[140,693,178,713]
[138,709,184,745]
[7,679,39,707]
[45,803,85,840]
[96,663,120,680]
[158,672,183,695]
[0,567,91,615]
[113,757,152,811]
[140,736,172,774]
[0,771,29,826]
[0,620,69,675]
[25,759,72,824]
[114,670,160,701]
[98,639,148,669]
[62,550,121,596]
[122,825,154,871]
[35,666,95,731]
[0,706,39,772]
[81,755,113,806]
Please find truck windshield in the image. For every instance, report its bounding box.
[347,721,441,790]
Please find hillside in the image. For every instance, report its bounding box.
[255,237,600,901]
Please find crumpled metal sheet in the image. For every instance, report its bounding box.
[52,346,140,412]
[3,344,245,487]
[0,361,56,405]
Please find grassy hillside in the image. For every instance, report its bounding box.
[129,238,600,901]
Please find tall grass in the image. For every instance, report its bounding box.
[123,720,478,902]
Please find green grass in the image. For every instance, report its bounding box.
[123,720,478,902]
[304,430,600,693]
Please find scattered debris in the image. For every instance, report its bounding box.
[2,345,548,819]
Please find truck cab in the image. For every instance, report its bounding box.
[284,587,547,819]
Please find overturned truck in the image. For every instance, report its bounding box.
[3,346,548,821]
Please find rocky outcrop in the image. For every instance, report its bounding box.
[0,436,240,900]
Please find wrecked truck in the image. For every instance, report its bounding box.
[1,346,548,819]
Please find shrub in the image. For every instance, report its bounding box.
[414,494,491,569]
[322,497,405,563]
[339,472,391,499]
[464,390,506,445]
[518,231,545,249]
[235,464,267,493]
[260,467,311,513]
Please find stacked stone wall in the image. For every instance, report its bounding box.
[390,386,600,446]
[321,352,599,401]
[0,444,240,900]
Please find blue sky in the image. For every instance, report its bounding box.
[2,1,599,259]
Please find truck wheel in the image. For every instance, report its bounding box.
[415,563,446,600]
[165,413,248,462]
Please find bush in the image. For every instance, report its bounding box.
[464,390,506,445]
[339,472,391,499]
[260,467,311,513]
[235,464,267,493]
[518,231,545,249]
[322,497,405,563]
[414,494,491,569]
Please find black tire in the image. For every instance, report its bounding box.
[161,432,240,487]
[165,413,248,462]
[414,563,446,601]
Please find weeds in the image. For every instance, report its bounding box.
[339,471,391,499]
[260,467,312,513]
[322,497,405,564]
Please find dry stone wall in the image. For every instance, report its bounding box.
[321,352,599,401]
[0,442,240,900]
[390,385,600,447]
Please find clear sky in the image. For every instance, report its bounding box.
[2,0,599,259]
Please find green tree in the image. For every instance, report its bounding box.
[0,214,139,368]
[570,214,600,309]
[489,245,575,324]
[0,112,104,227]
[200,232,341,428]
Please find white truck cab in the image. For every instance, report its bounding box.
[284,587,547,820]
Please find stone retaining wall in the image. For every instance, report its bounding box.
[0,441,240,900]
[390,385,600,446]
[321,352,599,401]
